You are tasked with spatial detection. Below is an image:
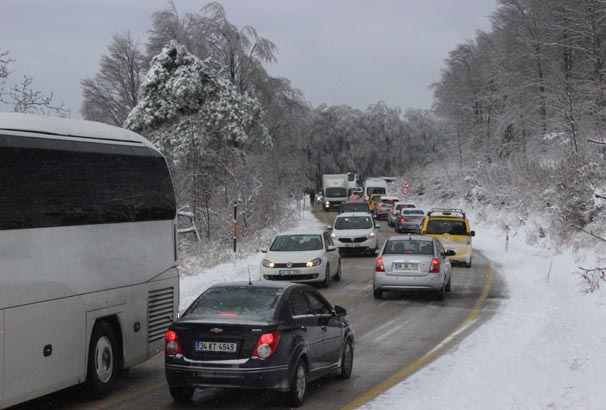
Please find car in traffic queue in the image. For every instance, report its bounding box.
[367,193,384,213]
[387,202,417,226]
[260,230,341,287]
[330,212,380,255]
[421,208,475,267]
[339,200,371,214]
[374,196,401,220]
[373,235,455,300]
[164,281,354,407]
[395,208,425,233]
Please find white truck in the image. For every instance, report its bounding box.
[322,174,350,211]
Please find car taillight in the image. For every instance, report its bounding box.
[252,331,281,359]
[429,258,440,273]
[375,257,385,272]
[165,330,182,356]
[378,203,383,207]
[392,210,398,216]
[362,195,368,201]
[421,230,426,235]
[399,217,407,222]
[467,233,472,244]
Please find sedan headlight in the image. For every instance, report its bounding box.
[331,232,337,239]
[262,259,275,268]
[368,232,376,239]
[306,258,322,267]
[325,201,330,205]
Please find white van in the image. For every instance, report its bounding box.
[363,177,388,200]
[0,113,179,408]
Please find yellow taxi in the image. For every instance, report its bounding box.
[367,193,384,212]
[421,208,475,267]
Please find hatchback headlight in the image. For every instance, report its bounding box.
[331,232,337,239]
[262,259,275,268]
[306,258,322,267]
[368,232,375,239]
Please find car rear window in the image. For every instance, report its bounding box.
[381,198,398,204]
[335,216,373,230]
[402,209,425,215]
[187,286,282,321]
[270,234,323,251]
[426,220,468,235]
[341,203,370,213]
[384,240,434,255]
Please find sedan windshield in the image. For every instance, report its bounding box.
[335,216,373,230]
[187,286,282,321]
[270,234,323,251]
[383,240,434,255]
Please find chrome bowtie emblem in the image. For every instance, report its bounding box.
[287,262,293,268]
[210,328,223,334]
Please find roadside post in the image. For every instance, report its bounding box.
[233,202,237,252]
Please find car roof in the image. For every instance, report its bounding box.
[427,208,467,219]
[0,113,150,145]
[342,200,368,205]
[337,212,373,217]
[401,208,423,212]
[278,229,325,236]
[387,235,434,242]
[209,280,299,290]
[379,196,399,200]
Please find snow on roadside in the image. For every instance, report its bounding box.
[362,202,606,410]
[178,205,323,311]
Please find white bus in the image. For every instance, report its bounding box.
[0,113,179,408]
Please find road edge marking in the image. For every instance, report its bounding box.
[342,261,494,410]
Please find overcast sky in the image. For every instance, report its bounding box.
[1,0,497,117]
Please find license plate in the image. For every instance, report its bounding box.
[279,269,300,275]
[194,341,237,353]
[345,243,358,247]
[394,262,419,270]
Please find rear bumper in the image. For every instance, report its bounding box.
[373,271,445,292]
[165,359,291,391]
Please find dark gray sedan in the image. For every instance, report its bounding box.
[165,281,354,407]
[395,208,426,233]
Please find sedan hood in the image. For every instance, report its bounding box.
[265,250,324,263]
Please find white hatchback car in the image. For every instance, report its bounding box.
[330,212,380,255]
[261,229,341,287]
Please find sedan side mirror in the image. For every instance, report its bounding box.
[333,305,347,317]
[445,249,456,256]
[327,245,337,252]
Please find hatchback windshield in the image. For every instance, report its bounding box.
[383,240,434,255]
[426,220,467,235]
[325,187,347,197]
[270,234,323,251]
[187,286,282,321]
[334,216,373,230]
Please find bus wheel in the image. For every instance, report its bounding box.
[85,320,118,399]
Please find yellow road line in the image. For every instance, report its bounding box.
[342,263,494,410]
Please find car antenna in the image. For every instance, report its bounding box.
[247,265,253,285]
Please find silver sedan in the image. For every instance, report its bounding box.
[373,235,454,300]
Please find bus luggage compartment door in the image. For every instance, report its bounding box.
[3,297,85,408]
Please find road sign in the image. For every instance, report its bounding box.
[401,180,410,194]
[401,187,409,194]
